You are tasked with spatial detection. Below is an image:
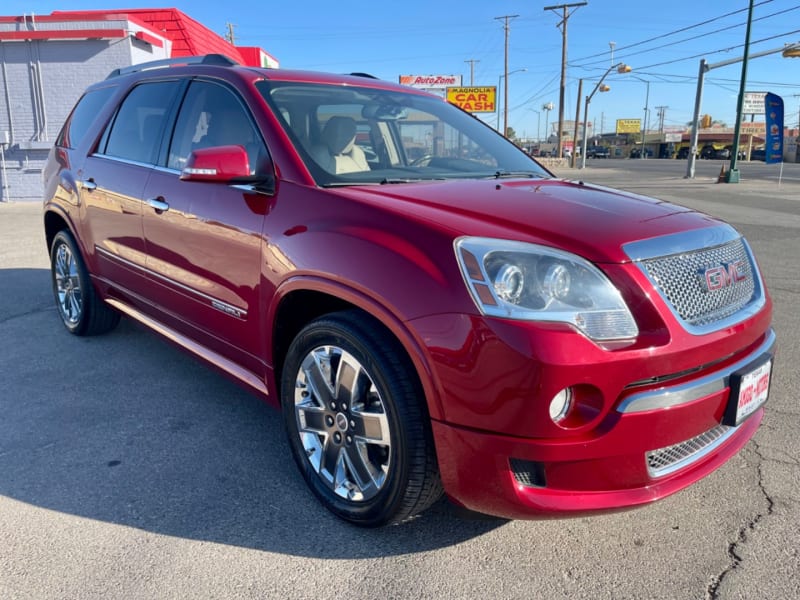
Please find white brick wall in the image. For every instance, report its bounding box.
[0,24,168,201]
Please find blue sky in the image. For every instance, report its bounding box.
[8,1,800,139]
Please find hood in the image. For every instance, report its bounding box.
[342,178,722,263]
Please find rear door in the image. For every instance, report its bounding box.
[81,80,183,295]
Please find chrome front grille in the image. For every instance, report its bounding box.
[624,226,765,334]
[641,238,755,326]
[646,424,735,478]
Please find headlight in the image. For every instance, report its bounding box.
[455,237,638,341]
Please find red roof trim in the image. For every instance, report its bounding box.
[134,30,164,48]
[0,12,160,32]
[0,29,128,41]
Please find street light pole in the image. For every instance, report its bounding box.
[684,41,800,179]
[630,76,650,159]
[529,109,541,142]
[580,62,630,169]
[496,68,527,135]
[543,102,554,144]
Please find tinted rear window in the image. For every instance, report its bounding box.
[57,86,116,149]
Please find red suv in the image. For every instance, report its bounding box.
[43,55,774,526]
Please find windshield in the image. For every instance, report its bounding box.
[256,80,551,186]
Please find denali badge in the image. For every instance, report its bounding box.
[701,260,747,292]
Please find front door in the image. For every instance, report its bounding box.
[141,79,271,374]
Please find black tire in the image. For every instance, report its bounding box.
[281,310,442,527]
[50,229,120,336]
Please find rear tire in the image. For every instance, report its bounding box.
[50,229,120,336]
[281,310,442,526]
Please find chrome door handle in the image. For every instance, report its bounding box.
[81,178,97,191]
[146,197,170,214]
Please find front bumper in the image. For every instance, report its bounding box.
[433,409,763,519]
[411,307,774,519]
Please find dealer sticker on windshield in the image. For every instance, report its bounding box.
[723,354,772,426]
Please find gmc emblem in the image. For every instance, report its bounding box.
[701,260,747,292]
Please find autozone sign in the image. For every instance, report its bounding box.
[399,74,462,89]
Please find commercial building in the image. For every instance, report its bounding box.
[0,9,277,201]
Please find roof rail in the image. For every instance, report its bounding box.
[106,54,238,79]
[348,72,379,79]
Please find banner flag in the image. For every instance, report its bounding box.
[764,92,783,164]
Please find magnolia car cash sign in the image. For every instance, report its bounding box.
[446,86,496,113]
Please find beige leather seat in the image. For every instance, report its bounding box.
[312,116,369,174]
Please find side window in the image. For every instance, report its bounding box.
[102,81,181,165]
[168,81,268,174]
[57,86,116,149]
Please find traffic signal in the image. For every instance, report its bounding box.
[700,114,712,128]
[599,84,611,92]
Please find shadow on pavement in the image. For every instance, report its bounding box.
[0,268,507,558]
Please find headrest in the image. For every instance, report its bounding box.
[322,116,357,154]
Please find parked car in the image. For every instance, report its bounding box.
[749,148,766,161]
[586,145,610,158]
[700,144,719,159]
[629,147,653,158]
[44,54,774,526]
[676,146,698,159]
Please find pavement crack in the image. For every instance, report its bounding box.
[0,305,54,325]
[705,441,775,600]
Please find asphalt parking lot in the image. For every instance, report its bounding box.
[1,160,798,599]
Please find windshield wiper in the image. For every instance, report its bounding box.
[380,177,445,184]
[493,170,538,179]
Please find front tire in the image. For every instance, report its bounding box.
[281,311,442,526]
[50,229,120,336]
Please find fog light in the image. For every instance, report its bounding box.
[549,388,573,422]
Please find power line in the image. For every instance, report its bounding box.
[572,4,799,71]
[569,0,775,66]
[632,29,800,71]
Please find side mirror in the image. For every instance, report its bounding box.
[180,145,251,182]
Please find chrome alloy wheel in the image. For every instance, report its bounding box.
[53,242,83,326]
[293,345,391,502]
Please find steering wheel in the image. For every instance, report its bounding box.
[410,154,434,167]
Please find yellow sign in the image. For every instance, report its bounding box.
[446,86,496,113]
[616,119,641,134]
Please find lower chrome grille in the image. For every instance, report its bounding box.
[645,424,736,478]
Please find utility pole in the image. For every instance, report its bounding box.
[544,2,587,159]
[225,22,236,45]
[655,106,668,132]
[464,59,480,85]
[725,0,755,183]
[494,15,519,137]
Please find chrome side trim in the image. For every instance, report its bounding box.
[105,298,267,397]
[96,246,247,320]
[617,328,776,413]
